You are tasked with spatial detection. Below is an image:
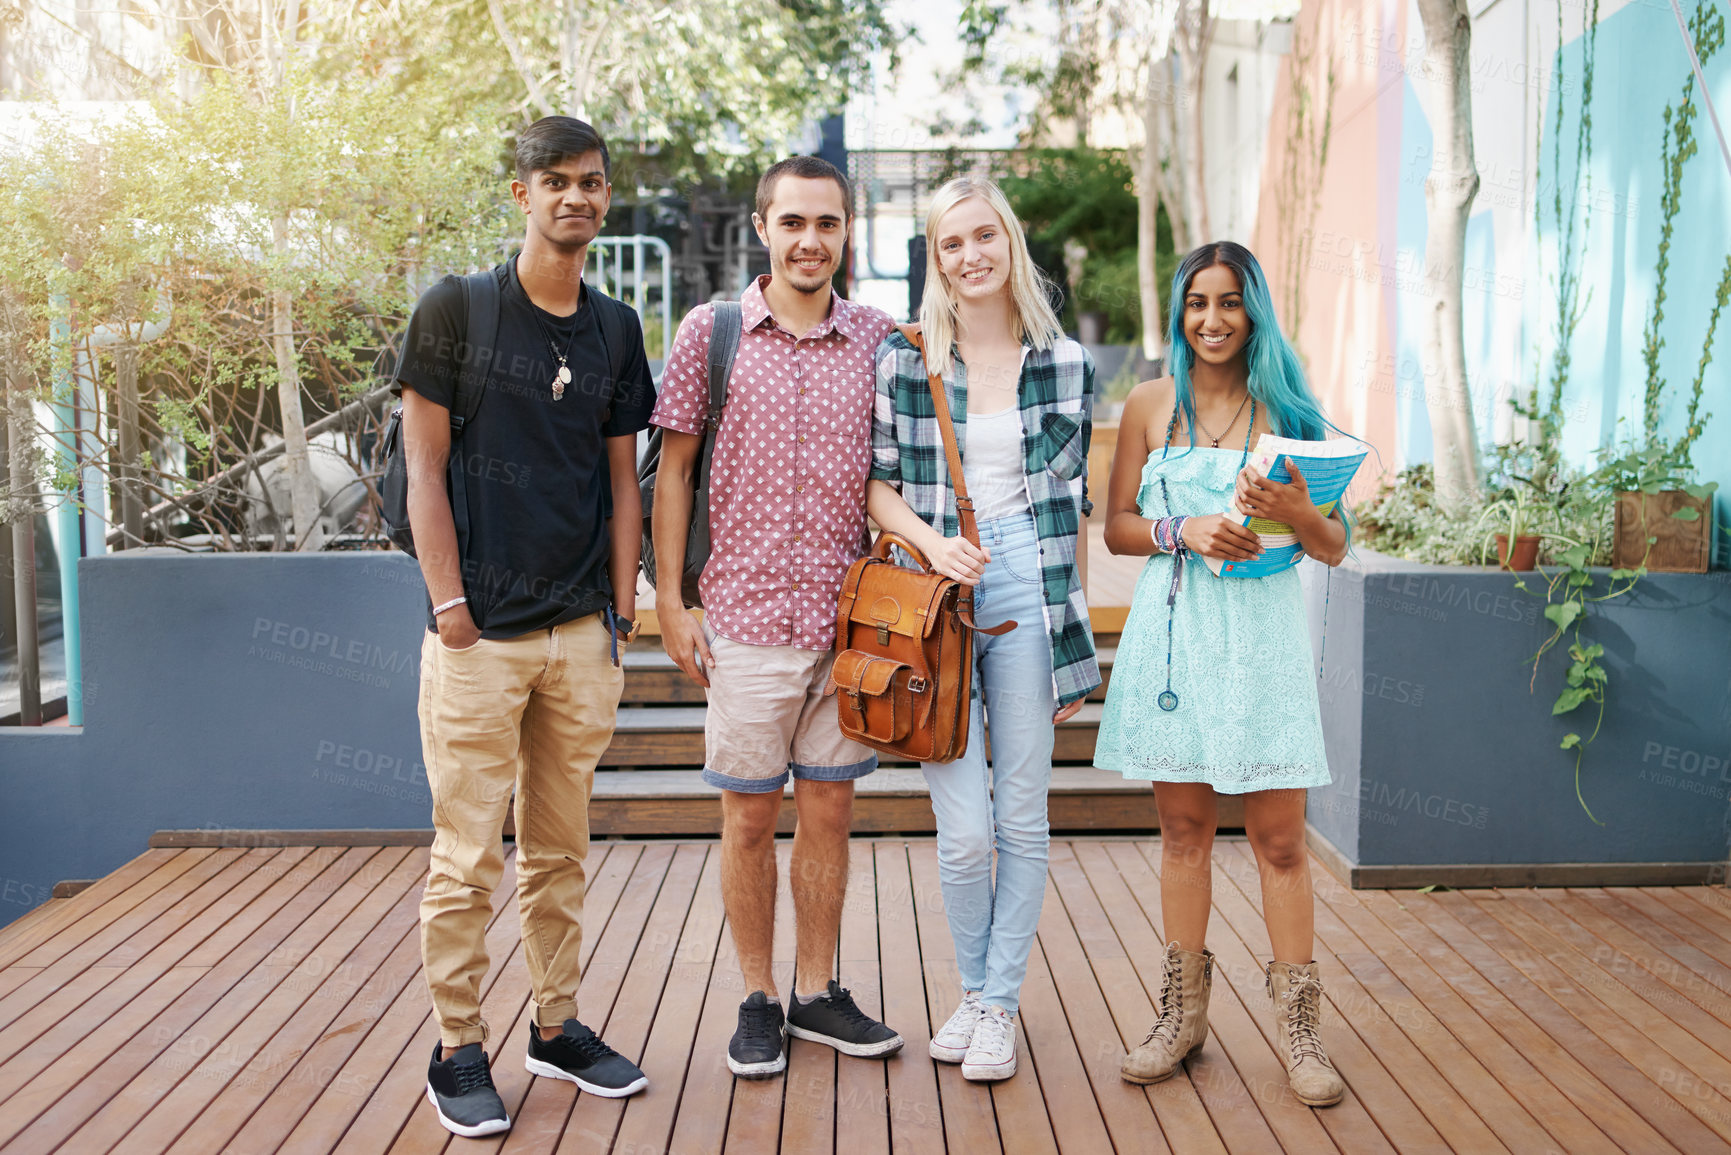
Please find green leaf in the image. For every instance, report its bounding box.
[1545,602,1582,630]
[1609,568,1635,579]
[1553,687,1592,715]
[1684,483,1715,500]
[1671,506,1701,521]
[1584,643,1604,658]
[1561,732,1582,749]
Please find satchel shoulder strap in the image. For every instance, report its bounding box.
[896,324,980,549]
[896,324,1011,637]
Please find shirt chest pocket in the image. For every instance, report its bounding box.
[1029,410,1087,481]
[806,381,872,442]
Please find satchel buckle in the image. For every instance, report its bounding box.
[907,676,927,693]
[876,624,890,645]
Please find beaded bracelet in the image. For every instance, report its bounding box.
[1149,514,1189,556]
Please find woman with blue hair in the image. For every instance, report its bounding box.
[1097,241,1349,1107]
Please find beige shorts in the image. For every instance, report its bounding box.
[700,627,877,794]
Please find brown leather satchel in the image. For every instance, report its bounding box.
[830,325,1015,763]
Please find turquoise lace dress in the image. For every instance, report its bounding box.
[1094,445,1331,792]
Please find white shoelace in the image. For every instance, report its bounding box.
[970,1008,1013,1058]
[940,994,983,1040]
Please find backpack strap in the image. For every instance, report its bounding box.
[451,266,502,435]
[706,301,742,431]
[587,282,630,424]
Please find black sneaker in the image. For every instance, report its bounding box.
[425,1041,510,1137]
[786,980,904,1058]
[525,1019,649,1097]
[728,990,788,1078]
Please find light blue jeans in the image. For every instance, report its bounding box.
[921,511,1057,1014]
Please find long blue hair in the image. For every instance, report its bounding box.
[1165,241,1344,451]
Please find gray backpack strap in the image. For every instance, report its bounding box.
[705,301,742,430]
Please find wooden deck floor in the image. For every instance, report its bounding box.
[5,840,1731,1153]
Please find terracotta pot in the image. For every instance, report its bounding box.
[1495,533,1541,571]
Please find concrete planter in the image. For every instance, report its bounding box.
[1302,551,1731,887]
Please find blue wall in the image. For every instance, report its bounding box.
[1395,0,1731,561]
[0,551,435,928]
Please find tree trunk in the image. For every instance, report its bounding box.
[1137,123,1167,362]
[7,387,41,724]
[1145,55,1192,253]
[271,215,323,551]
[1417,0,1481,504]
[1176,3,1213,246]
[114,343,145,547]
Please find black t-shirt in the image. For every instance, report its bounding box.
[393,257,656,638]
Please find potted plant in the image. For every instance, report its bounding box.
[1616,18,1727,573]
[1473,482,1545,570]
[1600,440,1717,572]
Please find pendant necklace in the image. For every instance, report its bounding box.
[526,285,583,401]
[1192,388,1251,448]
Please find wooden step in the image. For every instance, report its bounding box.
[600,702,1105,768]
[624,644,1117,707]
[634,606,1120,651]
[584,766,1242,836]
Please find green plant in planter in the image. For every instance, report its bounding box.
[1471,481,1551,567]
[1617,0,1728,566]
[1516,534,1641,825]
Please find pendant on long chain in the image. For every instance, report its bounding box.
[552,362,571,400]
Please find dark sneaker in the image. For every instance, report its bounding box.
[425,1041,510,1137]
[786,980,904,1058]
[728,990,788,1078]
[525,1019,649,1097]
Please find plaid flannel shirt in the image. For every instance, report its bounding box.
[869,329,1102,707]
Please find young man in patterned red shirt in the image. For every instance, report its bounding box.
[651,156,904,1078]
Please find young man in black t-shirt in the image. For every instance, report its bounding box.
[394,117,655,1137]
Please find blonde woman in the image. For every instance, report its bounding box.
[866,177,1099,1082]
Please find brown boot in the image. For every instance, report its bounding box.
[1120,942,1213,1084]
[1266,960,1345,1106]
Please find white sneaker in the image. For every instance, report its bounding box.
[961,1005,1017,1081]
[929,991,984,1062]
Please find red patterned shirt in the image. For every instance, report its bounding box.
[652,276,896,650]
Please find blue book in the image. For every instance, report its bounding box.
[1205,435,1368,578]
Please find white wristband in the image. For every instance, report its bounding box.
[432,595,467,616]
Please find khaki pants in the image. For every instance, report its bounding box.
[417,611,623,1048]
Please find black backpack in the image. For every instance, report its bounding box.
[637,300,741,607]
[380,260,632,557]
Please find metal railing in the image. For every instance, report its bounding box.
[585,235,673,360]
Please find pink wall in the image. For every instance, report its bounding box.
[1253,0,1406,493]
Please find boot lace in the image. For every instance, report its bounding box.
[1282,974,1330,1066]
[1139,946,1186,1049]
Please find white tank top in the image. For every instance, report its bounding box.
[962,407,1032,523]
